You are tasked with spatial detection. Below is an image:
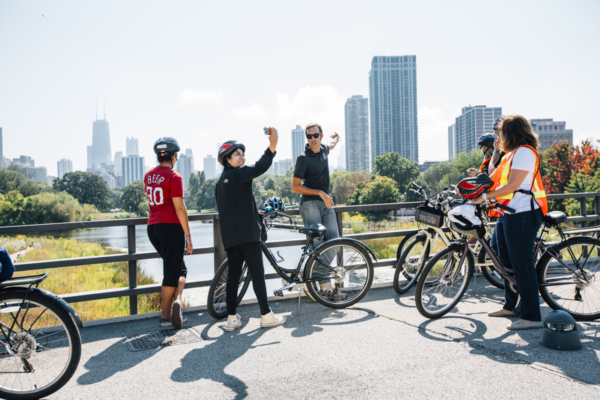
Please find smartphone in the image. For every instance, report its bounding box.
[263,127,270,135]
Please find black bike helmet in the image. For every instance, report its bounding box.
[153,137,180,155]
[477,133,497,149]
[264,196,285,211]
[456,175,494,200]
[218,140,245,166]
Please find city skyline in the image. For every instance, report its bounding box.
[1,2,599,176]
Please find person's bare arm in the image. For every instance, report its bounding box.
[488,139,502,176]
[471,169,529,204]
[292,177,334,208]
[173,197,193,254]
[328,132,340,151]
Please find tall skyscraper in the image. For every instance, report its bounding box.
[369,56,418,167]
[449,105,502,158]
[448,125,456,161]
[89,112,112,167]
[531,119,573,152]
[122,155,145,186]
[291,125,305,163]
[204,155,217,179]
[126,137,139,156]
[114,152,123,176]
[274,159,293,175]
[337,145,346,170]
[177,152,194,190]
[345,95,370,172]
[57,159,73,179]
[0,127,3,168]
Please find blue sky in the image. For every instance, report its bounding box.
[1,0,599,176]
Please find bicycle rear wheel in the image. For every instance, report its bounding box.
[415,244,474,319]
[304,240,373,309]
[0,290,81,400]
[538,236,600,321]
[393,235,430,294]
[207,259,252,319]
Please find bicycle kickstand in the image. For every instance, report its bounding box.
[296,286,303,316]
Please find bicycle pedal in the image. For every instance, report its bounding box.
[274,290,284,297]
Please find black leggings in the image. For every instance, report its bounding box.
[147,223,188,287]
[226,242,270,316]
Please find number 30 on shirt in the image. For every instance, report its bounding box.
[146,187,164,206]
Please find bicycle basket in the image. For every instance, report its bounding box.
[415,205,445,228]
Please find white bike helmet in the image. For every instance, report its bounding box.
[448,204,486,239]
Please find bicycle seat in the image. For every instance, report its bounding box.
[0,274,48,288]
[299,224,327,238]
[543,211,567,225]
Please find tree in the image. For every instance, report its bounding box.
[347,176,402,221]
[121,181,148,216]
[0,167,44,197]
[372,152,420,196]
[331,171,371,205]
[186,171,205,211]
[198,178,219,210]
[110,188,123,209]
[53,171,113,212]
[452,149,484,176]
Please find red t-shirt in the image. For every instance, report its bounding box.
[145,166,184,225]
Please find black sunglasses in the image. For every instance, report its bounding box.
[306,133,321,139]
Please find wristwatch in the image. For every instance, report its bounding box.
[482,193,488,202]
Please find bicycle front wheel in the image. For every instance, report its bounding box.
[394,235,430,294]
[538,236,600,321]
[207,259,252,320]
[304,240,374,309]
[0,290,81,400]
[415,244,474,319]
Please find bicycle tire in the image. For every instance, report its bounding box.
[207,259,252,320]
[304,240,374,309]
[396,232,418,262]
[0,290,81,400]
[478,243,504,289]
[415,244,474,319]
[537,236,600,321]
[393,235,430,294]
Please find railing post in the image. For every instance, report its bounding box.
[336,209,343,238]
[580,197,587,229]
[213,215,226,272]
[127,224,138,315]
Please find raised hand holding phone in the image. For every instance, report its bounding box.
[266,127,278,152]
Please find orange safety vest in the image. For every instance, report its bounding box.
[488,145,548,218]
[479,157,492,173]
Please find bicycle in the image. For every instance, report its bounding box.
[207,210,376,319]
[394,183,502,293]
[0,273,83,399]
[415,200,600,321]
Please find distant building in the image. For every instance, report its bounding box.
[12,156,34,167]
[449,105,502,158]
[337,142,346,171]
[369,56,419,166]
[87,146,93,169]
[122,155,145,186]
[89,118,112,167]
[100,172,116,189]
[448,125,456,161]
[177,153,194,189]
[291,125,305,162]
[114,152,123,176]
[46,176,56,187]
[274,159,293,176]
[126,137,139,156]
[204,155,217,180]
[57,159,73,179]
[530,119,573,152]
[0,127,3,168]
[23,166,47,184]
[345,95,370,172]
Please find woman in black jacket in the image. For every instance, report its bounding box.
[215,129,286,331]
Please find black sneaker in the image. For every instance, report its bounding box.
[172,300,183,329]
[159,315,172,327]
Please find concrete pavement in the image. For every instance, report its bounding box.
[54,278,600,399]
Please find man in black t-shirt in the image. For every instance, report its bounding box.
[292,122,341,297]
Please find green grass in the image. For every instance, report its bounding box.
[13,237,166,322]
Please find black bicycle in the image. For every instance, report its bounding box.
[207,210,376,319]
[415,201,600,321]
[0,273,83,399]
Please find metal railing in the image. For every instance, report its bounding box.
[0,193,598,317]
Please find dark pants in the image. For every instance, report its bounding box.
[494,209,543,321]
[226,242,270,316]
[147,223,188,287]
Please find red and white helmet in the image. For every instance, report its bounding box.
[456,175,493,200]
[218,140,245,166]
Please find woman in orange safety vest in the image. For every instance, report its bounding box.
[471,115,548,331]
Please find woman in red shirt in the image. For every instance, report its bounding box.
[145,137,193,329]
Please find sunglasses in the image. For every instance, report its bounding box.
[306,133,321,139]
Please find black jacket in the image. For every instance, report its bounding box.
[215,147,275,250]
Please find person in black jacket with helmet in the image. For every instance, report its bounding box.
[215,128,286,332]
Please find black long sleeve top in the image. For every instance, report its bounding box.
[215,147,275,250]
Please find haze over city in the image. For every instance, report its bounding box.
[1,0,599,177]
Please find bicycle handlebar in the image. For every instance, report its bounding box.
[485,200,516,214]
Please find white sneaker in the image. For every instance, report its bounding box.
[260,312,286,328]
[224,314,242,332]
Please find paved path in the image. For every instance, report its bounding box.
[55,279,600,399]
